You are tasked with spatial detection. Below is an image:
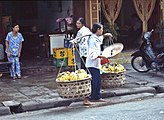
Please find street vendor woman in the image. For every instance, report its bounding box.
[74,17,92,70]
[86,23,112,102]
[74,17,93,106]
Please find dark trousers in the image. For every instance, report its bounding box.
[88,67,101,100]
[81,56,86,70]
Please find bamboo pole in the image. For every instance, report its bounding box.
[161,0,164,20]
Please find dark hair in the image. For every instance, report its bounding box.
[91,23,103,33]
[12,23,19,28]
[77,17,86,25]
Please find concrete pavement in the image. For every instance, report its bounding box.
[0,57,164,116]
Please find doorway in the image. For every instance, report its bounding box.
[101,0,142,49]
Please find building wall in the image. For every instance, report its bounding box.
[0,1,74,59]
[0,0,162,59]
[0,1,73,34]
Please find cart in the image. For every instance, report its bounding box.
[0,62,11,77]
[0,44,11,77]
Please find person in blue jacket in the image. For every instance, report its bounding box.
[5,23,24,79]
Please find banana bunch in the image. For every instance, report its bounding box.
[75,69,88,80]
[57,71,71,82]
[56,69,89,82]
[101,63,125,73]
[69,72,78,81]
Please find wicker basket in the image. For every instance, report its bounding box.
[56,75,92,99]
[101,72,126,88]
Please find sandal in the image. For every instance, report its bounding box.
[17,75,22,79]
[83,102,95,106]
[90,98,107,102]
[83,99,95,106]
[12,76,17,80]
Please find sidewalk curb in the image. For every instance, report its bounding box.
[68,93,155,109]
[21,87,156,113]
[21,99,73,112]
[0,106,11,116]
[157,86,164,93]
[101,86,156,98]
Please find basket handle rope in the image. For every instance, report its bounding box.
[72,42,77,72]
[109,37,114,45]
[73,43,92,95]
[57,56,67,78]
[73,40,92,76]
[104,36,127,65]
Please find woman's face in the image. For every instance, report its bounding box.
[76,20,83,29]
[96,26,103,36]
[12,25,19,33]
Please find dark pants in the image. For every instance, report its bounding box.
[81,56,86,70]
[88,67,101,100]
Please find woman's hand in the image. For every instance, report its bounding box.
[18,52,21,58]
[157,53,164,58]
[7,52,10,58]
[104,33,113,37]
[70,38,77,44]
[98,55,110,61]
[105,57,110,61]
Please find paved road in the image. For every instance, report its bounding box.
[0,97,164,120]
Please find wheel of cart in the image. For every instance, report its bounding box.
[0,62,12,77]
[0,44,12,77]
